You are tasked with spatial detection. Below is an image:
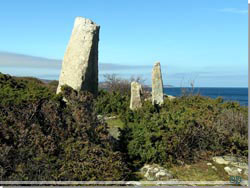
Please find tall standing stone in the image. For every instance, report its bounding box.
[152,62,164,105]
[57,17,100,96]
[130,81,142,110]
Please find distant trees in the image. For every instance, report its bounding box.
[100,74,147,96]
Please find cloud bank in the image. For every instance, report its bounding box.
[0,51,247,87]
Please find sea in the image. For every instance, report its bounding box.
[162,87,248,106]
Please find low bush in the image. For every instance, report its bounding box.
[0,73,131,180]
[119,95,248,167]
[94,89,130,116]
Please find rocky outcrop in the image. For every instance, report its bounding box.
[130,81,142,110]
[57,17,100,96]
[152,62,164,105]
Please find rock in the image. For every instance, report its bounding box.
[152,62,164,105]
[130,81,142,110]
[213,155,248,177]
[212,166,217,171]
[212,156,230,165]
[163,94,176,101]
[57,17,100,96]
[104,116,117,120]
[207,162,212,166]
[140,164,174,181]
[224,166,242,176]
[97,114,103,120]
[108,126,120,140]
[167,95,176,100]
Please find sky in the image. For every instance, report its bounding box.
[0,0,247,87]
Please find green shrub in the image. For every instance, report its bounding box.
[94,89,129,116]
[0,73,131,180]
[119,95,248,167]
[0,73,58,106]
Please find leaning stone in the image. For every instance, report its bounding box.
[152,62,164,105]
[57,17,100,96]
[130,81,142,110]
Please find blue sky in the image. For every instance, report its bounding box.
[0,0,247,87]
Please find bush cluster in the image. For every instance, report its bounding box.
[0,73,131,180]
[0,72,248,180]
[119,95,248,167]
[94,89,130,116]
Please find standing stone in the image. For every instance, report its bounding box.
[57,17,100,96]
[130,81,142,110]
[152,62,164,105]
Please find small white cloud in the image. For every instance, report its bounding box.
[218,8,248,14]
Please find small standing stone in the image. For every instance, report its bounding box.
[130,81,142,110]
[152,62,164,105]
[57,17,100,96]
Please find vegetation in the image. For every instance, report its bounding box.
[94,89,129,116]
[0,73,131,180]
[0,72,248,181]
[100,74,147,96]
[94,74,248,169]
[119,96,248,168]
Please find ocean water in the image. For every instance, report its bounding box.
[163,87,248,106]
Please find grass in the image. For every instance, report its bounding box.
[106,118,125,139]
[170,160,239,181]
[106,118,125,129]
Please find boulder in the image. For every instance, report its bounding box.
[152,62,164,105]
[57,17,100,96]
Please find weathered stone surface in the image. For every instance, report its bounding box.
[212,156,230,165]
[140,164,174,180]
[57,17,100,96]
[130,81,142,110]
[224,166,242,176]
[152,62,164,105]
